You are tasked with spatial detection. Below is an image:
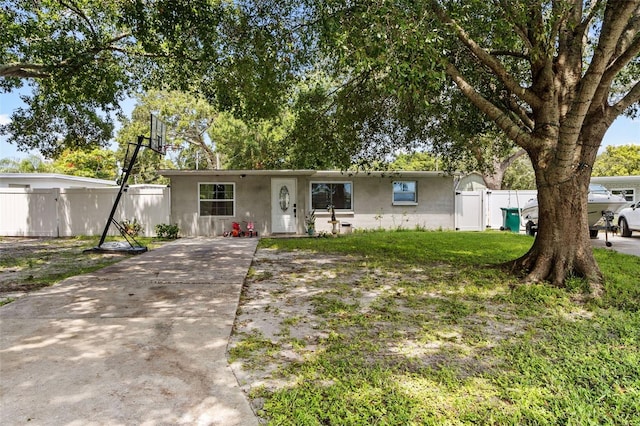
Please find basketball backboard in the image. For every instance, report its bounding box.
[150,113,166,153]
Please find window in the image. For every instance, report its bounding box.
[611,188,635,202]
[393,181,417,205]
[199,183,235,216]
[311,182,352,210]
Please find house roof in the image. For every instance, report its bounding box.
[0,173,116,186]
[158,169,454,178]
[591,175,640,184]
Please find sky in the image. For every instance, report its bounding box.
[1,86,639,161]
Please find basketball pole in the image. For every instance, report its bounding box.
[91,135,147,253]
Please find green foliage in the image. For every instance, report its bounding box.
[211,111,295,169]
[155,223,179,240]
[502,155,536,190]
[0,0,133,156]
[593,145,640,177]
[0,154,55,173]
[1,1,301,156]
[387,152,440,171]
[116,89,322,171]
[52,148,117,180]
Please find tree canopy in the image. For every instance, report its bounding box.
[593,144,640,176]
[52,148,118,180]
[0,0,301,156]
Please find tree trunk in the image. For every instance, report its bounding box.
[481,149,527,190]
[507,171,604,294]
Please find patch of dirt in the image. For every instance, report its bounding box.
[0,237,127,302]
[229,247,528,417]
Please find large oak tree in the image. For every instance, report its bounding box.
[286,0,639,290]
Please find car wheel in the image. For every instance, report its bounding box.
[619,217,632,237]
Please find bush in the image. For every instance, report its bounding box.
[155,223,179,239]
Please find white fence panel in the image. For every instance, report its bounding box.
[0,186,170,237]
[485,190,537,230]
[0,188,58,237]
[116,186,171,237]
[455,189,538,232]
[58,188,120,237]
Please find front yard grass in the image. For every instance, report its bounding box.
[230,230,640,425]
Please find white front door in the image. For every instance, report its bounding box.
[271,178,297,233]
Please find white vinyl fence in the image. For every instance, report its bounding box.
[0,186,170,237]
[455,189,537,232]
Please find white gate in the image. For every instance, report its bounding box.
[455,191,484,231]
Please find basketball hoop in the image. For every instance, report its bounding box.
[87,115,169,254]
[150,113,166,154]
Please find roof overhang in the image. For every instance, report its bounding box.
[158,169,456,178]
[591,175,640,184]
[0,173,116,186]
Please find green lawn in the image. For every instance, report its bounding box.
[231,230,640,425]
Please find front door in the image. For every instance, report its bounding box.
[271,178,297,233]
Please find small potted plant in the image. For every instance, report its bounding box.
[305,210,316,236]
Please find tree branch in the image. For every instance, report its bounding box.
[606,5,640,79]
[505,95,535,130]
[59,0,98,38]
[500,147,527,171]
[610,79,640,118]
[431,1,542,110]
[562,0,638,144]
[444,61,534,150]
[495,0,533,51]
[582,0,605,27]
[489,50,529,60]
[0,63,50,79]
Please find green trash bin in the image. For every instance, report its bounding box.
[500,207,521,233]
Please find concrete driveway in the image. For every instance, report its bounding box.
[591,232,640,257]
[0,238,260,426]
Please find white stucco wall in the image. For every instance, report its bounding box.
[162,170,456,237]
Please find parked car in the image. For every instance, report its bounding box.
[618,201,640,237]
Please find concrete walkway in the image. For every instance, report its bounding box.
[0,238,260,426]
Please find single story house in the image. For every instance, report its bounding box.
[159,170,457,236]
[0,173,116,189]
